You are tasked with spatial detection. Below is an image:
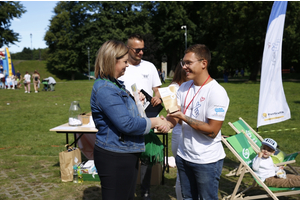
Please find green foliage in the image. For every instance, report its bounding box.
[43,2,300,81]
[0,1,26,47]
[11,47,48,60]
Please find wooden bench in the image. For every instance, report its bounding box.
[282,69,290,73]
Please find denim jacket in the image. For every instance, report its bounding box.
[90,78,151,153]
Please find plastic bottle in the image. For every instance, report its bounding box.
[73,165,78,183]
[77,166,83,183]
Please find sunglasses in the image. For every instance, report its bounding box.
[128,47,146,54]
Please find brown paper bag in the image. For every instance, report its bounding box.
[59,148,82,182]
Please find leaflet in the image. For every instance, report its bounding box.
[158,85,179,114]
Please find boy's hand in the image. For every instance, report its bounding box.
[279,166,284,170]
[258,152,263,158]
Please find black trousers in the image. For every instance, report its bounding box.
[94,145,140,200]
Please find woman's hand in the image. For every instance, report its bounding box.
[157,116,171,133]
[150,117,171,133]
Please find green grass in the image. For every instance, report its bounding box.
[1,60,300,199]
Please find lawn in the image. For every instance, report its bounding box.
[1,60,300,199]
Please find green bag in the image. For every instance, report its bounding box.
[140,129,164,166]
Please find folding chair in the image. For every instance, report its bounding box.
[228,117,299,175]
[222,133,300,200]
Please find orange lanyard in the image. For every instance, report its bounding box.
[183,76,210,114]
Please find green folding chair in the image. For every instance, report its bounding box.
[228,117,299,175]
[222,133,300,200]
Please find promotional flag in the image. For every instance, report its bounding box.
[257,1,290,128]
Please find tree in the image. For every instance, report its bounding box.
[0,1,26,48]
[44,2,300,80]
[143,1,195,72]
[282,2,300,72]
[186,2,274,80]
[45,1,152,80]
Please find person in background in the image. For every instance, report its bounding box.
[162,70,166,84]
[235,68,239,77]
[169,62,187,200]
[290,66,295,73]
[240,68,244,77]
[16,70,22,89]
[0,66,5,89]
[16,70,22,80]
[161,44,230,200]
[91,40,168,200]
[44,76,56,91]
[118,34,162,200]
[32,70,40,93]
[23,71,31,93]
[223,69,229,83]
[157,69,162,83]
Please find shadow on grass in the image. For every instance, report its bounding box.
[83,186,102,200]
[81,176,177,200]
[53,162,60,167]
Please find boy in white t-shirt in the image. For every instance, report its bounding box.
[252,138,300,188]
[163,44,230,200]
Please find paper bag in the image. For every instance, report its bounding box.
[59,148,82,182]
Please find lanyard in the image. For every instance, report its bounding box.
[183,75,210,114]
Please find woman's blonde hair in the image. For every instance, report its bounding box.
[94,40,128,79]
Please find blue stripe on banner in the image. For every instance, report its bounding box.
[267,1,288,30]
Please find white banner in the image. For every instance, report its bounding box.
[257,1,290,128]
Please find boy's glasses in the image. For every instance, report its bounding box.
[180,59,203,68]
[128,47,146,54]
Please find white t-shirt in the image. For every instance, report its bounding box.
[169,83,182,136]
[177,79,229,164]
[24,74,31,82]
[252,155,278,182]
[118,60,161,96]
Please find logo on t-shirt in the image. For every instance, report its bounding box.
[200,97,205,102]
[192,101,201,118]
[142,74,149,79]
[214,107,225,116]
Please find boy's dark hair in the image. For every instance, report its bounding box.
[185,44,211,67]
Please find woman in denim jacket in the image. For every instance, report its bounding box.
[91,40,169,200]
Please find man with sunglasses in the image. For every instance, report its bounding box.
[119,34,162,200]
[162,44,230,200]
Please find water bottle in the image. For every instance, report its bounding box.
[77,166,83,183]
[73,165,78,183]
[69,101,82,126]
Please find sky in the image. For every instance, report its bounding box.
[8,1,59,54]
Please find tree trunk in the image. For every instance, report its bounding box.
[249,59,261,81]
[71,72,75,80]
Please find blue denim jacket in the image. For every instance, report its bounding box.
[90,78,151,153]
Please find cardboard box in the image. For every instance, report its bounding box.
[136,162,162,185]
[79,112,92,124]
